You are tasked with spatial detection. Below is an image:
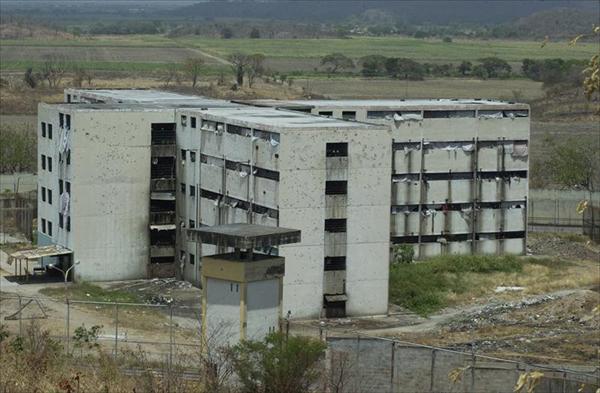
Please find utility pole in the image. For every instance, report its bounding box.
[48,260,79,352]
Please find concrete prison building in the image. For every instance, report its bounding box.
[176,107,391,318]
[38,90,391,318]
[239,99,530,258]
[37,92,240,282]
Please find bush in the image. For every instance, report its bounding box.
[392,244,414,264]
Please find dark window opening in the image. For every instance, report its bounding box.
[41,155,46,170]
[190,117,197,128]
[66,150,70,165]
[189,185,196,197]
[41,219,46,234]
[180,183,186,193]
[189,219,196,228]
[319,111,333,117]
[47,189,52,205]
[151,157,176,179]
[326,142,348,157]
[181,115,187,126]
[227,124,252,137]
[253,167,279,181]
[41,122,46,138]
[341,111,356,120]
[189,253,195,265]
[41,187,46,202]
[325,218,347,233]
[151,123,176,145]
[150,229,175,246]
[66,217,71,232]
[324,256,346,271]
[190,151,196,162]
[181,149,186,161]
[59,113,64,128]
[151,257,174,264]
[151,199,174,212]
[67,94,71,103]
[48,125,52,140]
[47,157,52,172]
[423,110,475,119]
[324,298,346,318]
[65,114,71,129]
[47,221,53,237]
[65,182,71,194]
[325,181,347,195]
[59,214,64,228]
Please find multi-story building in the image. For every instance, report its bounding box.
[176,107,391,318]
[37,91,240,281]
[240,99,530,257]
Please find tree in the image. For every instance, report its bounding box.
[221,27,233,39]
[320,53,354,74]
[360,55,387,77]
[184,57,204,88]
[160,63,183,87]
[246,53,266,88]
[228,52,250,86]
[228,332,326,393]
[249,27,261,39]
[385,58,425,80]
[23,68,37,88]
[478,57,512,78]
[41,54,68,88]
[458,61,472,76]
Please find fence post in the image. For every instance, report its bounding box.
[356,335,361,392]
[114,303,119,360]
[562,372,567,393]
[66,299,70,354]
[169,304,174,372]
[470,349,476,393]
[18,294,22,337]
[390,342,395,393]
[429,348,436,392]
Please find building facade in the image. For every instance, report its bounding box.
[241,99,530,258]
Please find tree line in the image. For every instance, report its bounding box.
[322,53,585,85]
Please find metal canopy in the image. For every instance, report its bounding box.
[188,223,301,249]
[9,245,72,261]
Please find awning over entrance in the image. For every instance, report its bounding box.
[9,245,72,262]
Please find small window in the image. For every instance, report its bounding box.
[48,157,52,172]
[324,256,346,271]
[319,111,333,117]
[189,253,195,265]
[66,150,70,165]
[59,213,64,228]
[67,94,71,103]
[181,149,186,161]
[47,221,53,237]
[66,216,71,232]
[47,189,52,205]
[342,111,356,120]
[48,125,52,140]
[325,181,347,195]
[59,113,64,128]
[190,151,196,162]
[41,219,46,234]
[41,187,46,202]
[326,142,348,157]
[190,117,197,128]
[59,180,64,194]
[65,114,71,129]
[41,155,46,170]
[41,122,46,138]
[66,182,71,194]
[324,218,347,232]
[180,183,186,193]
[189,185,196,197]
[189,219,195,228]
[181,115,187,126]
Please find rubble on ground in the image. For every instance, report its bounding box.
[528,234,599,261]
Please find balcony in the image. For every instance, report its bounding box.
[150,244,175,258]
[151,178,175,192]
[151,144,176,157]
[150,211,175,225]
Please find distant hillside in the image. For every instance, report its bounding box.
[510,8,600,39]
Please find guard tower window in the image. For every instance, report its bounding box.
[326,143,348,157]
[342,111,356,120]
[325,181,347,195]
[319,111,333,117]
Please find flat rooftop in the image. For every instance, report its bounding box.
[181,107,386,130]
[238,98,529,111]
[66,89,241,108]
[188,223,301,249]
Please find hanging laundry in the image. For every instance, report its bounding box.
[461,144,475,152]
[239,171,248,178]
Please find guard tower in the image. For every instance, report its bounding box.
[187,223,301,345]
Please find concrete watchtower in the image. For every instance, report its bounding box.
[187,223,301,345]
